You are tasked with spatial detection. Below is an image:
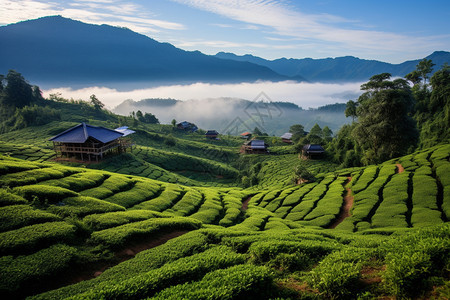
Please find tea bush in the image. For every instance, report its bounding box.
[48,196,125,217]
[88,217,202,247]
[0,221,76,255]
[0,205,60,232]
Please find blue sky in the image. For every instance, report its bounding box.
[1,0,449,63]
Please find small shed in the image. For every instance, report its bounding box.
[302,144,325,158]
[205,130,219,139]
[280,132,293,143]
[114,126,135,136]
[49,122,133,162]
[240,131,252,139]
[242,139,269,154]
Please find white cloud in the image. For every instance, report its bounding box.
[0,0,185,33]
[172,0,447,57]
[43,81,363,110]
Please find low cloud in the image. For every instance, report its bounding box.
[43,80,363,110]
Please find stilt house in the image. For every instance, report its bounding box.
[49,123,133,162]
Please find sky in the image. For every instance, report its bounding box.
[1,0,449,63]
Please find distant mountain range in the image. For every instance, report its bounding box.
[215,51,450,82]
[0,16,448,88]
[0,16,296,88]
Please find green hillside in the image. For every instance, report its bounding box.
[0,69,449,299]
[0,143,448,299]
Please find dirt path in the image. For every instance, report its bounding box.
[242,196,252,210]
[396,163,405,174]
[328,177,354,229]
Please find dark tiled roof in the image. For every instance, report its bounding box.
[303,144,325,153]
[205,130,219,135]
[49,123,123,143]
[251,140,267,149]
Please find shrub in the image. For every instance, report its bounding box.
[0,189,27,206]
[88,217,202,247]
[151,264,273,299]
[0,244,76,297]
[48,196,125,217]
[132,185,184,211]
[66,246,245,299]
[0,205,60,232]
[0,221,76,255]
[14,185,79,205]
[83,210,165,231]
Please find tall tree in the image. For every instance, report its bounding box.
[289,124,304,143]
[1,70,33,108]
[308,123,323,144]
[322,126,333,142]
[345,100,358,122]
[416,59,435,87]
[90,94,104,110]
[353,73,418,164]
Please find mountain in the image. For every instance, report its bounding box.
[215,51,450,82]
[113,98,348,135]
[0,16,298,88]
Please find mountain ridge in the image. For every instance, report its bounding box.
[0,16,298,89]
[215,51,450,82]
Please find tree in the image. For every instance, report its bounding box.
[289,124,304,143]
[1,70,33,108]
[405,70,421,86]
[416,59,435,87]
[307,123,323,144]
[171,119,177,127]
[345,100,358,122]
[136,110,143,120]
[353,73,418,164]
[142,112,159,124]
[90,94,104,110]
[32,86,44,101]
[322,126,333,142]
[253,127,263,135]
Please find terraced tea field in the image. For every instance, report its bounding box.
[0,143,449,299]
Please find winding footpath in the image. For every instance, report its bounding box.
[328,177,354,229]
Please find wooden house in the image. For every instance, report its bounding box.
[49,122,133,162]
[302,144,325,158]
[205,130,219,139]
[241,140,269,154]
[240,131,252,139]
[177,121,198,132]
[280,132,293,143]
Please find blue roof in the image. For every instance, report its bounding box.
[115,126,135,137]
[49,123,123,143]
[251,140,267,149]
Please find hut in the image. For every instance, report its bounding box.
[177,121,198,132]
[302,144,325,158]
[240,131,252,139]
[242,140,269,154]
[49,122,133,162]
[205,130,219,139]
[280,132,293,143]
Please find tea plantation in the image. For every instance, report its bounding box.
[0,142,449,299]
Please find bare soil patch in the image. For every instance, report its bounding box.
[396,163,405,174]
[242,196,252,210]
[328,177,354,229]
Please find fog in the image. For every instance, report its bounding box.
[43,80,363,135]
[43,80,363,109]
